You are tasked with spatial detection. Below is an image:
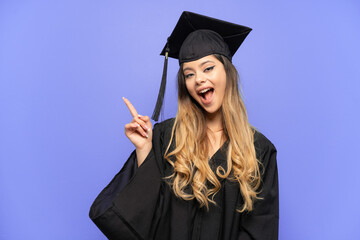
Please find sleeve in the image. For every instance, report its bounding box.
[89,148,162,240]
[238,139,279,240]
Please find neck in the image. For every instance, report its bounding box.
[205,108,223,132]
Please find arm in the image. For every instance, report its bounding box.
[89,121,163,240]
[89,98,160,239]
[89,148,161,240]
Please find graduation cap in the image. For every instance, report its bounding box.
[152,11,252,121]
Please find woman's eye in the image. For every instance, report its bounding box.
[184,73,194,79]
[204,66,214,72]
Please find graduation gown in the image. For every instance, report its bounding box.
[89,118,279,240]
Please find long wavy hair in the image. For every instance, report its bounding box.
[164,54,261,212]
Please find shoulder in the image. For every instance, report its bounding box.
[253,130,276,150]
[153,118,175,139]
[153,118,175,131]
[253,129,277,163]
[151,118,176,176]
[152,118,176,152]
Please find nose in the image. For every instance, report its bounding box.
[195,72,206,84]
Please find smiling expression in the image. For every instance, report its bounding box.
[183,55,227,117]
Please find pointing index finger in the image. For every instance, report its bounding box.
[123,97,139,118]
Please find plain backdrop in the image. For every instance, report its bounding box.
[1,0,359,239]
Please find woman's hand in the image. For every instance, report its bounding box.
[123,97,152,166]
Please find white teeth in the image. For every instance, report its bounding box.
[199,88,211,94]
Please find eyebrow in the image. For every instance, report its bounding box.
[183,60,215,72]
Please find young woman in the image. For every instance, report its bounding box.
[90,11,279,240]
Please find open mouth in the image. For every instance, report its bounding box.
[198,88,214,103]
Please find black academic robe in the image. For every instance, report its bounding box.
[89,118,279,240]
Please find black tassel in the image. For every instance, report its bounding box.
[152,44,169,121]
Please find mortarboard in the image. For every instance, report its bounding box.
[152,11,252,121]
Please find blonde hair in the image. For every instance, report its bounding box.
[164,54,261,212]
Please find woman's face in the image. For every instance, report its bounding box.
[183,55,227,117]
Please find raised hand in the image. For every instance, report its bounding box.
[123,97,152,166]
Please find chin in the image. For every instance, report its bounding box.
[203,106,222,115]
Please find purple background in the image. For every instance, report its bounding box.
[1,0,359,239]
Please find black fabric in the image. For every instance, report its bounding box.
[178,30,232,64]
[160,11,252,63]
[151,46,169,121]
[89,118,279,240]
